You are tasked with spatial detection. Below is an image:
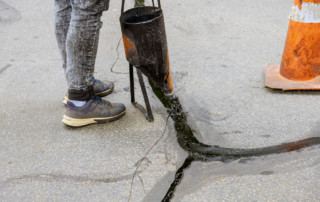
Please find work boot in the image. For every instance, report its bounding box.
[62,96,126,127]
[62,77,114,105]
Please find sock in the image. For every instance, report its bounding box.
[69,100,86,107]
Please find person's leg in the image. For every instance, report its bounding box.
[61,0,126,127]
[55,0,114,104]
[54,0,71,70]
[66,0,110,101]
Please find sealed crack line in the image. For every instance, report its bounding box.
[162,157,193,202]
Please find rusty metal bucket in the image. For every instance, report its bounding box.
[120,1,173,96]
[119,0,173,122]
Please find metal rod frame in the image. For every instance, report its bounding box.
[129,64,154,122]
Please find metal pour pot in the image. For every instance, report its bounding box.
[120,0,173,96]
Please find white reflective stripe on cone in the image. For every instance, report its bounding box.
[290,2,320,23]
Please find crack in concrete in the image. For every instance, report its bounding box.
[128,114,171,202]
[0,64,11,74]
[134,157,151,168]
[137,175,147,194]
[0,1,21,24]
[164,136,172,165]
[0,172,139,188]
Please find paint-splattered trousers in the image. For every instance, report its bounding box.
[54,0,110,100]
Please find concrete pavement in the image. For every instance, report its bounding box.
[1,0,319,201]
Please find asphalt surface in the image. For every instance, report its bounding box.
[1,0,320,201]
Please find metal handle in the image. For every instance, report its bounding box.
[121,0,161,15]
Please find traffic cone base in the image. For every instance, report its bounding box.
[265,64,320,90]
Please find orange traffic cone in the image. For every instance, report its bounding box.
[265,0,320,90]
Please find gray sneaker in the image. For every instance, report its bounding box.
[62,96,126,127]
[63,77,114,105]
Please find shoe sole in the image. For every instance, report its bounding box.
[62,110,126,127]
[62,85,114,105]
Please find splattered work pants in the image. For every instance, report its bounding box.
[54,0,109,100]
